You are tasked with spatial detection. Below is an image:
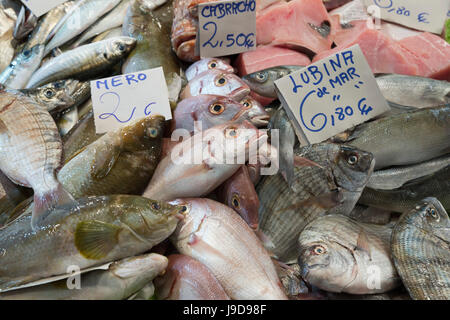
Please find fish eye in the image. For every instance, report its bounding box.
[312,245,326,255]
[241,99,252,109]
[231,194,240,209]
[116,43,125,51]
[254,72,268,83]
[215,76,227,87]
[22,50,31,57]
[225,127,239,138]
[427,206,438,219]
[179,205,190,214]
[147,127,159,138]
[151,202,161,210]
[208,60,218,69]
[347,154,359,165]
[209,103,225,115]
[44,89,55,98]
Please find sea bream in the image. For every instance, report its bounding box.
[0,89,74,229]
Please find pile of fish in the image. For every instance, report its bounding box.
[0,0,449,300]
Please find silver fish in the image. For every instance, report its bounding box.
[0,45,45,89]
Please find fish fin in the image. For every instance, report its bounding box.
[74,220,121,260]
[293,156,323,169]
[356,229,372,261]
[31,183,76,230]
[90,146,121,180]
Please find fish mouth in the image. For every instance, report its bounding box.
[250,115,270,127]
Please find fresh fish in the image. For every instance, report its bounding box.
[269,107,296,187]
[257,143,375,263]
[61,108,98,163]
[242,66,304,98]
[73,0,132,47]
[45,0,122,56]
[180,70,250,102]
[336,106,450,169]
[92,27,123,43]
[172,95,268,133]
[0,253,167,299]
[217,166,260,230]
[0,45,45,89]
[122,0,182,107]
[0,90,74,229]
[391,197,450,300]
[26,37,136,88]
[298,214,399,294]
[367,155,450,190]
[348,205,393,225]
[376,74,450,109]
[154,254,230,300]
[360,166,450,213]
[13,6,37,40]
[186,58,234,81]
[170,198,288,300]
[143,121,267,202]
[0,195,182,292]
[56,107,79,137]
[171,0,201,62]
[0,3,18,73]
[23,1,74,51]
[239,97,270,127]
[15,79,81,114]
[7,116,165,225]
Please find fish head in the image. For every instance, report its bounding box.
[105,37,137,60]
[193,70,250,101]
[407,197,450,240]
[197,95,250,128]
[186,58,234,81]
[332,145,375,192]
[239,97,270,127]
[120,115,166,152]
[16,44,44,67]
[203,121,264,165]
[298,235,356,293]
[36,80,77,108]
[119,197,185,242]
[242,69,276,97]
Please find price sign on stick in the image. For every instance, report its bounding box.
[91,67,172,134]
[363,0,449,34]
[197,0,257,57]
[275,45,391,145]
[21,0,68,17]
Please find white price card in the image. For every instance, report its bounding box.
[275,44,391,146]
[363,0,449,34]
[197,0,257,57]
[21,0,68,17]
[91,67,172,134]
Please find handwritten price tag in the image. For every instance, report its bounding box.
[91,67,172,134]
[197,0,256,57]
[363,0,449,34]
[21,0,68,17]
[275,45,390,145]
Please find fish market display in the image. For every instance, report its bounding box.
[154,254,230,300]
[0,253,167,300]
[391,198,450,300]
[0,89,74,229]
[257,143,374,263]
[27,37,136,88]
[298,214,400,294]
[0,195,182,292]
[0,0,448,301]
[170,198,287,300]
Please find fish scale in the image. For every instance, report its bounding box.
[391,198,450,300]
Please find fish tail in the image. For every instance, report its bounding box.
[31,183,76,230]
